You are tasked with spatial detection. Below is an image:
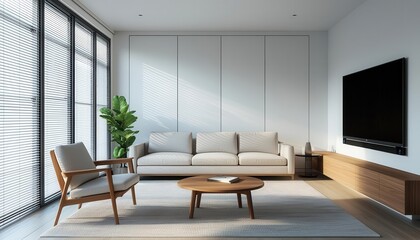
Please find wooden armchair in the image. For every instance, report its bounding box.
[50,142,139,226]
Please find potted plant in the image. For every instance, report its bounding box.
[100,96,139,173]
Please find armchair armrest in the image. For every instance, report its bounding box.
[279,142,295,174]
[129,143,147,173]
[94,158,135,173]
[62,167,111,177]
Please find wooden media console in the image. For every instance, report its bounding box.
[320,152,420,217]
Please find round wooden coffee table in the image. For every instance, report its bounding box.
[177,175,264,219]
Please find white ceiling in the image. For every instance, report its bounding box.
[77,0,366,32]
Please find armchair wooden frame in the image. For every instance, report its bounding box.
[50,150,138,226]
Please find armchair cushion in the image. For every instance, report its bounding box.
[70,173,139,199]
[196,132,238,154]
[148,132,192,154]
[55,142,98,189]
[238,132,278,154]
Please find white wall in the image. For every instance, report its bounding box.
[113,32,328,152]
[328,0,420,174]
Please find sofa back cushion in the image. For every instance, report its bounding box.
[196,132,238,154]
[238,132,278,154]
[148,132,192,154]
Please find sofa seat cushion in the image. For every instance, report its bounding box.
[238,152,287,166]
[192,153,239,166]
[138,152,192,166]
[70,173,139,199]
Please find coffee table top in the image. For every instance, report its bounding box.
[178,175,264,193]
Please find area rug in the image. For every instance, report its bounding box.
[41,180,379,238]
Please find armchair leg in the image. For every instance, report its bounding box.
[78,203,82,209]
[54,199,65,226]
[131,186,137,205]
[110,196,119,224]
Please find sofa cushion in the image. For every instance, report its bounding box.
[148,132,192,154]
[196,132,237,154]
[138,152,192,166]
[238,132,278,154]
[70,173,139,199]
[192,153,239,166]
[238,152,287,166]
[55,142,98,190]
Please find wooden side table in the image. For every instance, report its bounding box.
[296,153,322,178]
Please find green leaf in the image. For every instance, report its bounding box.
[123,115,137,129]
[113,146,121,158]
[111,96,120,112]
[100,107,113,116]
[126,136,135,147]
[99,115,113,121]
[121,104,129,114]
[117,148,126,158]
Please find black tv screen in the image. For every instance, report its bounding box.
[343,58,407,155]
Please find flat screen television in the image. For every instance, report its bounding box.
[342,58,407,155]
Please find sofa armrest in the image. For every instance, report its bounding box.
[129,142,147,173]
[279,142,295,174]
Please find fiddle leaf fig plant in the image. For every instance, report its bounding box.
[100,96,139,158]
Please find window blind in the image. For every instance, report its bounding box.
[96,36,109,160]
[43,2,71,201]
[0,0,40,228]
[75,22,94,157]
[0,0,111,228]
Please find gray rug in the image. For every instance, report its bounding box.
[41,180,379,238]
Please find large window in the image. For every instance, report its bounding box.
[0,0,110,228]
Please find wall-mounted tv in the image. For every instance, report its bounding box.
[343,58,407,155]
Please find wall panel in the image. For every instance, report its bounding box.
[221,36,265,131]
[129,36,178,142]
[178,36,220,134]
[266,36,309,147]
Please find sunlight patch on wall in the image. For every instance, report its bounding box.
[142,63,177,128]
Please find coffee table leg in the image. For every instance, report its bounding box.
[237,193,242,208]
[245,191,255,219]
[196,192,202,208]
[189,191,197,219]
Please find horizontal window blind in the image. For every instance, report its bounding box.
[0,0,40,228]
[0,0,111,228]
[75,22,94,157]
[43,2,71,201]
[96,36,109,160]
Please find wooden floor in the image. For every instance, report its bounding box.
[1,175,420,240]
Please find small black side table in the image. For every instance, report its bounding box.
[296,153,322,178]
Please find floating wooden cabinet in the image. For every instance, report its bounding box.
[320,152,420,215]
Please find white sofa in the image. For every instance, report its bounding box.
[129,132,295,179]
